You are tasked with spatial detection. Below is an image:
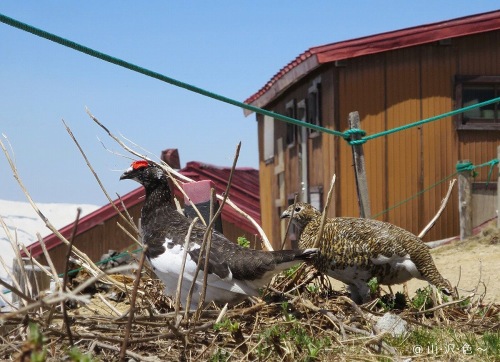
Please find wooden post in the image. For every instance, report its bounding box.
[458,160,472,240]
[12,258,51,305]
[348,111,371,218]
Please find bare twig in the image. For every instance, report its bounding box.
[0,216,30,305]
[116,222,142,247]
[281,193,298,250]
[0,264,136,320]
[223,197,272,251]
[35,235,59,286]
[419,179,456,238]
[314,174,336,249]
[119,246,148,361]
[408,293,474,315]
[0,137,105,280]
[93,341,159,362]
[194,143,240,320]
[195,188,217,319]
[61,208,82,346]
[0,278,35,304]
[85,109,208,227]
[62,119,137,232]
[174,217,199,322]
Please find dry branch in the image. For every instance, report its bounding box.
[63,119,138,233]
[314,174,336,249]
[419,179,456,238]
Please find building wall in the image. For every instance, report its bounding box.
[258,30,499,245]
[37,204,142,272]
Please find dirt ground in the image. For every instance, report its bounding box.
[407,223,500,303]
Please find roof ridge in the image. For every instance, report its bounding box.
[244,10,500,107]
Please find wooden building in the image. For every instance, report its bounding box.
[25,155,261,272]
[244,11,500,248]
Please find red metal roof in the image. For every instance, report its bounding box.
[177,161,261,227]
[24,161,260,258]
[244,10,500,108]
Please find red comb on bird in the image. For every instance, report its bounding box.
[131,160,150,170]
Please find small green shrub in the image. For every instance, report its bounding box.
[214,318,240,333]
[411,286,434,310]
[237,236,250,248]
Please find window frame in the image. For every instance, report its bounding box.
[455,75,500,131]
[307,76,323,137]
[285,99,297,148]
[263,115,275,163]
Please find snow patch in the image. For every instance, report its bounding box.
[0,199,100,300]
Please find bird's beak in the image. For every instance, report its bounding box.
[120,167,133,181]
[280,210,290,219]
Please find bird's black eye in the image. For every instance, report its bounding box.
[294,206,301,212]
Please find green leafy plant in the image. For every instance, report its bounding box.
[67,346,96,362]
[367,276,379,296]
[27,323,47,362]
[280,301,295,322]
[255,303,330,360]
[306,283,319,294]
[237,236,250,248]
[411,286,434,310]
[283,263,301,278]
[214,318,240,333]
[482,331,500,357]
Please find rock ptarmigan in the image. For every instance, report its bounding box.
[120,161,319,309]
[281,202,453,304]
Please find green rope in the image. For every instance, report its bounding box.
[455,161,475,173]
[342,128,367,145]
[0,13,344,138]
[456,159,499,184]
[371,172,458,220]
[358,97,500,143]
[486,159,500,184]
[372,157,499,219]
[1,13,499,146]
[342,96,500,145]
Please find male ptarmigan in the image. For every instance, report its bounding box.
[120,161,319,309]
[281,202,453,304]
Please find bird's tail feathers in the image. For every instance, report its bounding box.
[271,248,319,263]
[296,248,320,260]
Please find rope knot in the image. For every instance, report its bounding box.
[455,161,474,172]
[456,161,477,177]
[343,128,367,145]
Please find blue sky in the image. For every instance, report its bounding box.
[0,2,498,206]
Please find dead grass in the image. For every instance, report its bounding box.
[1,258,498,362]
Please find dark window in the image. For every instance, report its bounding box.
[309,186,323,211]
[307,78,322,135]
[456,76,500,131]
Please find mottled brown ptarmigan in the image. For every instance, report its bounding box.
[120,161,319,309]
[281,202,453,304]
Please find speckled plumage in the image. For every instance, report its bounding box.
[120,161,319,309]
[281,202,452,303]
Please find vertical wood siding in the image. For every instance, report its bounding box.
[261,30,499,244]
